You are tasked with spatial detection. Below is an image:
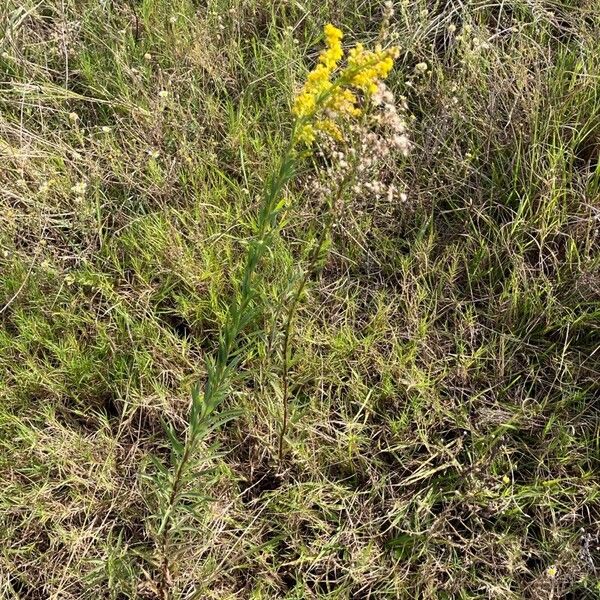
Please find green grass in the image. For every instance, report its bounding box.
[1,0,599,598]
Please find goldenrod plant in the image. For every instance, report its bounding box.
[152,19,405,597]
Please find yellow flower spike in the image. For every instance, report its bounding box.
[345,42,398,96]
[292,27,340,122]
[320,24,344,70]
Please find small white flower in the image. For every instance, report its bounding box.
[158,90,169,99]
[71,181,87,196]
[101,126,111,133]
[392,134,411,156]
[144,52,152,61]
[38,181,51,194]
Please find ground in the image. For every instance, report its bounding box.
[0,0,599,598]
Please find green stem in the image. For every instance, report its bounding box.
[157,141,297,598]
[277,173,350,465]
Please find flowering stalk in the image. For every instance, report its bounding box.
[154,20,402,597]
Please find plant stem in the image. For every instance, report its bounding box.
[277,175,350,465]
[157,143,297,598]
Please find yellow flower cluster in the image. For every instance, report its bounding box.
[320,22,344,70]
[347,43,397,95]
[292,26,342,114]
[292,24,343,144]
[292,24,398,145]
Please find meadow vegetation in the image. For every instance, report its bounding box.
[1,0,599,598]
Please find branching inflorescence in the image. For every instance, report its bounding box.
[292,24,399,146]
